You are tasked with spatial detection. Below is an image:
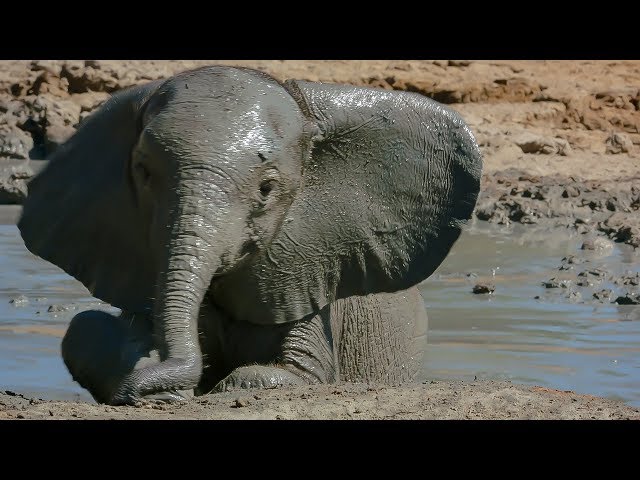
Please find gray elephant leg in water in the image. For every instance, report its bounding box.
[332,287,428,384]
[212,287,428,391]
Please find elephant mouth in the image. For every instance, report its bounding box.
[205,237,261,319]
[208,237,258,286]
[233,237,260,268]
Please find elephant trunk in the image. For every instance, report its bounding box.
[151,181,230,389]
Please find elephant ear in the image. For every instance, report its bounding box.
[215,80,483,325]
[18,81,163,313]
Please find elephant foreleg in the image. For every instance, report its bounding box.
[61,310,193,404]
[210,308,338,392]
[332,288,429,384]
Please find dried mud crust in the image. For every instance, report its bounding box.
[1,382,638,420]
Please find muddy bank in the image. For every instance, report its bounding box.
[476,171,640,249]
[1,381,638,420]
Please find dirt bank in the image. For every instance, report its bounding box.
[2,381,638,420]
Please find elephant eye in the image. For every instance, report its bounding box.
[134,161,151,185]
[259,180,274,198]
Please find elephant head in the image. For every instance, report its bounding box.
[18,66,482,403]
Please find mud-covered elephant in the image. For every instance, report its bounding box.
[18,66,482,405]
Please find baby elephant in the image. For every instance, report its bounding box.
[19,66,482,405]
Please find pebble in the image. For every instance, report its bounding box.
[472,283,495,294]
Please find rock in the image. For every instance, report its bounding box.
[562,185,581,198]
[30,60,63,76]
[26,71,70,97]
[614,293,640,305]
[578,268,607,279]
[47,304,71,313]
[38,96,82,129]
[60,62,122,94]
[518,174,541,183]
[542,278,571,288]
[474,203,494,221]
[233,397,250,408]
[605,132,633,154]
[603,212,627,230]
[70,92,110,113]
[0,94,81,160]
[9,295,28,307]
[578,110,609,131]
[0,161,33,204]
[593,289,613,302]
[581,237,614,252]
[44,124,75,154]
[576,269,607,288]
[501,198,539,224]
[561,255,584,265]
[513,133,572,156]
[448,60,471,67]
[0,124,33,160]
[84,60,101,69]
[599,213,640,247]
[566,291,583,303]
[76,111,93,126]
[615,225,640,248]
[18,95,80,158]
[472,283,495,294]
[615,273,640,286]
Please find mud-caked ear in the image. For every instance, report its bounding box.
[18,81,163,312]
[214,80,483,325]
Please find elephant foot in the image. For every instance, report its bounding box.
[213,365,308,392]
[142,389,194,404]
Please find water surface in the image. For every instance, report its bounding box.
[420,221,640,407]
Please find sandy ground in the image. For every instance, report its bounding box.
[1,60,639,419]
[2,381,639,420]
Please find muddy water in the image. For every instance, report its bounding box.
[1,207,639,406]
[0,206,114,401]
[420,221,640,407]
